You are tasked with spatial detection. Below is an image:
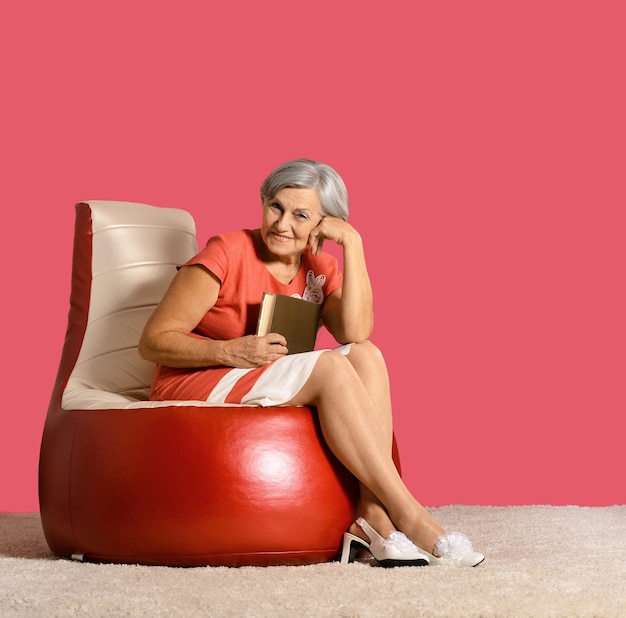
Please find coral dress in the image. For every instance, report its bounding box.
[150,229,346,405]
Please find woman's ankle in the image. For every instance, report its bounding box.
[394,509,445,553]
[354,503,396,540]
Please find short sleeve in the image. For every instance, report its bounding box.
[180,234,230,283]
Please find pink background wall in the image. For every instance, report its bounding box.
[2,1,624,511]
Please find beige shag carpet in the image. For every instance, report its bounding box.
[1,506,625,617]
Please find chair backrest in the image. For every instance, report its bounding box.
[61,201,198,409]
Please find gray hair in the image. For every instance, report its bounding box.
[260,159,349,221]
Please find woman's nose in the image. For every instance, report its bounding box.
[275,212,289,229]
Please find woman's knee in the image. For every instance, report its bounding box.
[346,340,386,367]
[316,348,356,378]
[289,350,358,406]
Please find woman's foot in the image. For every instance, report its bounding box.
[430,531,485,567]
[340,517,430,567]
[393,507,484,566]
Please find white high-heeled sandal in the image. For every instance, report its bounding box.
[340,517,430,567]
[428,531,485,567]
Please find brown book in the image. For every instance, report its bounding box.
[256,292,322,354]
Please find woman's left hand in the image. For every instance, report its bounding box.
[309,214,373,344]
[308,216,361,255]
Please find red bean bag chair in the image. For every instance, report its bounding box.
[39,201,362,567]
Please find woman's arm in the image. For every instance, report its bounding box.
[138,265,287,368]
[310,218,374,344]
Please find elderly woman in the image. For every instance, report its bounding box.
[138,159,484,567]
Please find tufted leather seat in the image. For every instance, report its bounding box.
[39,201,360,566]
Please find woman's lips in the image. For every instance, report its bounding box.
[271,232,292,242]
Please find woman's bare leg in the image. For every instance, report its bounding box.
[286,345,445,553]
[341,342,396,539]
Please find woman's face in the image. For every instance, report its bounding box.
[261,187,323,259]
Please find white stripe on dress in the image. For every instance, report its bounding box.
[207,367,256,404]
[206,344,352,406]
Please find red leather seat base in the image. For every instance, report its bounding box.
[40,404,359,566]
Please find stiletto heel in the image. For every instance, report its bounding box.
[339,517,430,567]
[340,532,368,565]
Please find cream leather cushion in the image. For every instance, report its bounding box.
[62,200,212,410]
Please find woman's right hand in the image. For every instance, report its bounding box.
[140,266,289,369]
[222,334,288,367]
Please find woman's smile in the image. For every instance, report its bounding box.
[270,231,294,242]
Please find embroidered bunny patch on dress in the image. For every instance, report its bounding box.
[295,270,326,304]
